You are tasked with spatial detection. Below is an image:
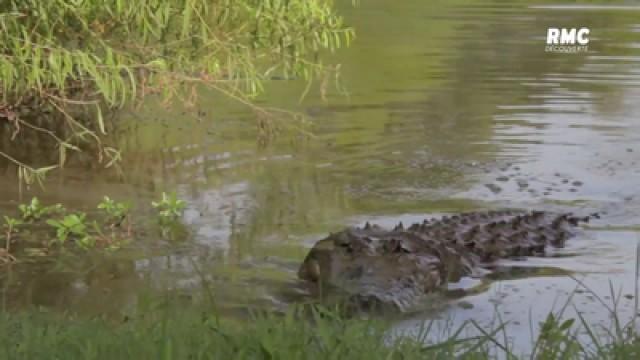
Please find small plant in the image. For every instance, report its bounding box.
[2,216,23,244]
[152,192,186,223]
[91,222,130,251]
[1,216,23,262]
[46,213,92,247]
[18,197,64,221]
[532,313,581,358]
[97,196,131,226]
[76,232,97,250]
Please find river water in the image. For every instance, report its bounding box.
[1,0,640,353]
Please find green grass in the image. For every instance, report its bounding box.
[1,299,640,359]
[0,305,432,360]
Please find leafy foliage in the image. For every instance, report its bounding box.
[0,0,354,182]
[46,213,91,245]
[18,197,64,221]
[152,192,186,222]
[97,196,130,225]
[2,216,23,235]
[0,193,189,260]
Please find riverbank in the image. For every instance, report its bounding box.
[2,301,639,359]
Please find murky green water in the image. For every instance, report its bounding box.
[1,0,640,348]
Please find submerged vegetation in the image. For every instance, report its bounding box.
[0,193,186,262]
[97,196,131,225]
[152,191,186,223]
[0,0,354,183]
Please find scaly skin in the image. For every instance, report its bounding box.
[298,210,596,311]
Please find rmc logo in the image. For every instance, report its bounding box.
[545,27,590,53]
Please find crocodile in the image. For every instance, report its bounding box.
[298,210,597,311]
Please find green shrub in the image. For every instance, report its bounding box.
[0,0,354,183]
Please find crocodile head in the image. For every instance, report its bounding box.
[298,226,458,311]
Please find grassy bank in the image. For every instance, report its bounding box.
[1,301,639,359]
[0,305,427,359]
